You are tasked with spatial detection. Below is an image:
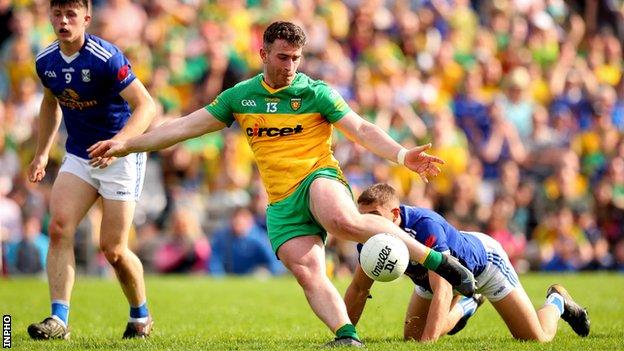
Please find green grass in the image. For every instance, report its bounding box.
[1,273,623,350]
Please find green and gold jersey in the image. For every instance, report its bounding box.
[205,73,351,203]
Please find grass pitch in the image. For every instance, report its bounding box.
[1,273,622,350]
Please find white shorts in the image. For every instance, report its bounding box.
[59,153,146,201]
[415,232,520,302]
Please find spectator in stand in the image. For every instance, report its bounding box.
[537,149,590,217]
[134,220,163,274]
[576,208,613,270]
[453,67,489,146]
[572,100,620,179]
[0,125,19,189]
[0,0,13,48]
[155,207,209,274]
[593,178,624,248]
[208,206,284,276]
[428,106,470,198]
[588,30,622,87]
[592,83,623,131]
[549,52,596,131]
[4,215,48,274]
[613,77,624,130]
[524,105,567,180]
[0,174,21,244]
[479,55,503,104]
[438,173,484,232]
[614,239,624,271]
[486,193,526,271]
[4,75,42,145]
[95,0,147,49]
[500,67,534,139]
[478,100,527,205]
[0,8,40,100]
[533,206,593,271]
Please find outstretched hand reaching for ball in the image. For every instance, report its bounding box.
[402,143,444,183]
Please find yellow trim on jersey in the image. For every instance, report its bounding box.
[260,79,291,94]
[234,112,341,203]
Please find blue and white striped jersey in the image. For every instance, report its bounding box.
[35,33,136,159]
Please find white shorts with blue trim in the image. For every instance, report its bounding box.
[59,152,146,201]
[415,231,520,302]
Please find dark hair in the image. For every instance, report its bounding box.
[357,183,399,206]
[263,21,306,49]
[50,0,89,10]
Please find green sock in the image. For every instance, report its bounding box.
[335,324,360,341]
[422,249,443,271]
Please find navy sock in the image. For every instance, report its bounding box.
[51,300,69,326]
[130,302,149,319]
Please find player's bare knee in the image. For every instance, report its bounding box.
[289,264,321,290]
[514,335,548,342]
[404,322,424,341]
[327,213,361,240]
[512,330,548,342]
[48,218,75,246]
[504,314,549,341]
[101,245,125,265]
[532,332,553,343]
[290,266,313,288]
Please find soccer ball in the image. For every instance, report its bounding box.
[360,233,409,282]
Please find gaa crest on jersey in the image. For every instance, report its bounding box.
[81,69,91,82]
[290,98,302,111]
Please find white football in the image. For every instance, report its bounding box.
[360,233,409,282]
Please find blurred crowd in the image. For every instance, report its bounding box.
[2,0,624,278]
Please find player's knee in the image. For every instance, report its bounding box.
[512,330,550,342]
[404,322,424,341]
[514,335,549,342]
[101,245,125,265]
[48,217,74,246]
[289,263,321,290]
[327,212,361,239]
[530,333,553,343]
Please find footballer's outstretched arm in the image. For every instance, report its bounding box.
[334,111,444,183]
[88,108,227,165]
[28,88,62,182]
[88,80,157,168]
[344,265,375,326]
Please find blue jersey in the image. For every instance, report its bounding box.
[358,205,488,292]
[35,33,136,159]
